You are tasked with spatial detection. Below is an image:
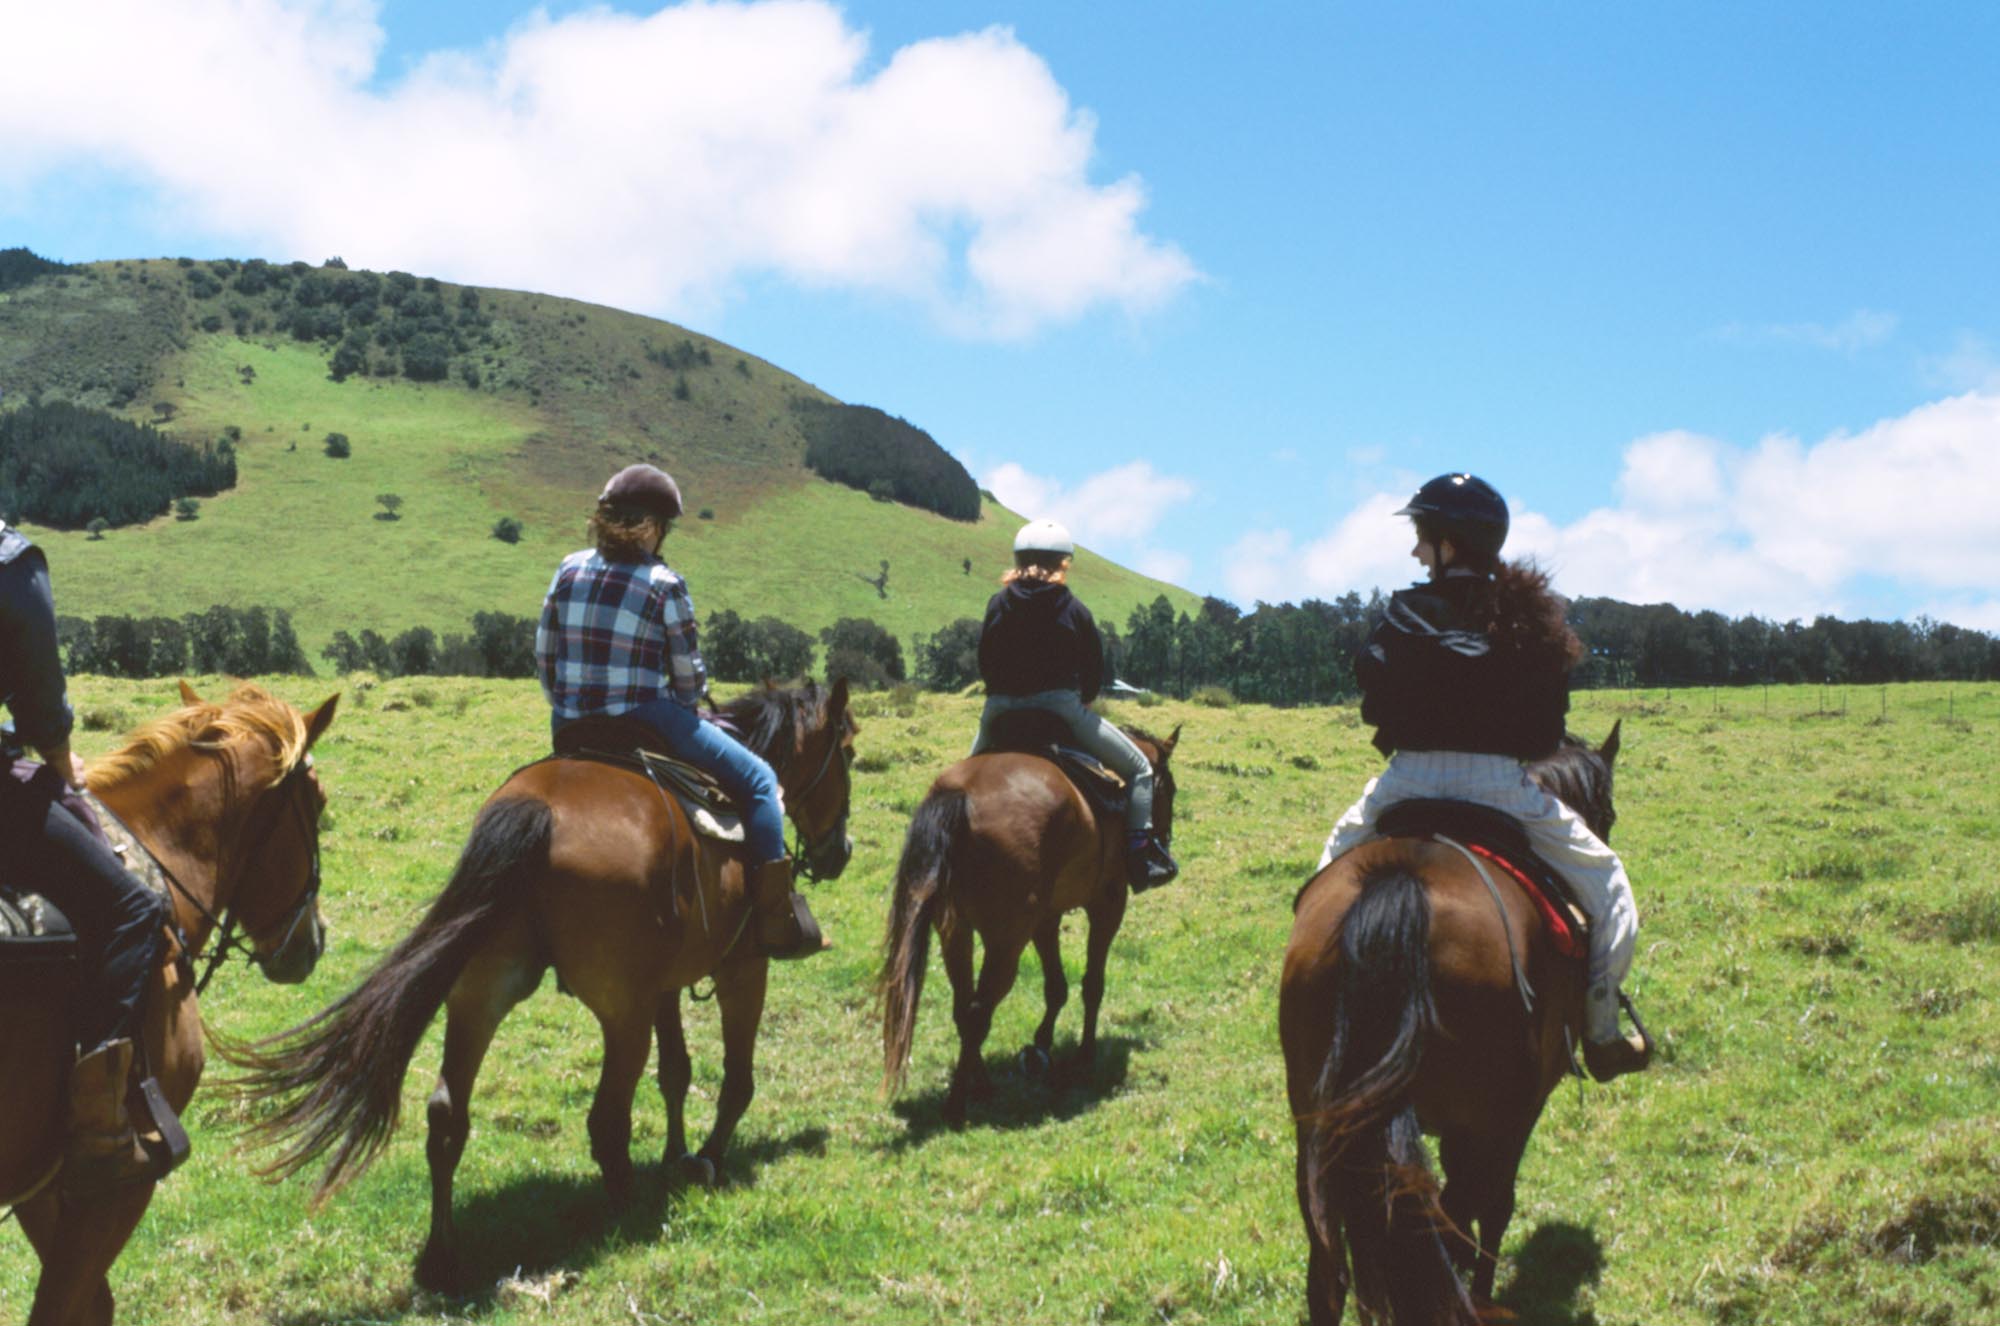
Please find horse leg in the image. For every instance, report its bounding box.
[1293,1126,1349,1326]
[946,937,1024,1126]
[417,924,542,1293]
[690,950,769,1183]
[1439,1128,1531,1305]
[18,1180,152,1326]
[938,921,978,1128]
[1063,886,1128,1084]
[585,1006,653,1210]
[655,990,692,1170]
[1022,916,1067,1079]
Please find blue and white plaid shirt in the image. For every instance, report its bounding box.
[536,549,708,721]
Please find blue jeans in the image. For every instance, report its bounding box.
[557,699,787,863]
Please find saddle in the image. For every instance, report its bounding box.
[1374,799,1589,960]
[982,708,1129,826]
[550,715,747,844]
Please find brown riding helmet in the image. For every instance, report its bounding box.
[597,464,683,520]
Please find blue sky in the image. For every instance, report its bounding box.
[5,2,1998,627]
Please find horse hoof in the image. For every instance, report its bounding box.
[1019,1045,1051,1079]
[413,1242,460,1293]
[676,1154,719,1189]
[942,1095,968,1130]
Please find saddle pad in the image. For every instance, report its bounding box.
[1374,798,1588,959]
[0,886,75,950]
[1051,746,1129,824]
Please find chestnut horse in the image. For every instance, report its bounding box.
[2,681,338,1326]
[880,719,1180,1127]
[228,680,857,1291]
[1279,725,1621,1325]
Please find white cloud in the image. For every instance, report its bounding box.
[983,459,1196,550]
[0,0,1196,337]
[1226,392,2000,626]
[1921,333,2000,393]
[1716,309,1899,354]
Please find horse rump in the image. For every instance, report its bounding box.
[1301,863,1479,1325]
[878,786,970,1096]
[223,796,552,1200]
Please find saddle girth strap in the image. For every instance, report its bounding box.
[1434,834,1535,1013]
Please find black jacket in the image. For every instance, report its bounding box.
[978,579,1104,703]
[0,524,74,751]
[1356,572,1569,760]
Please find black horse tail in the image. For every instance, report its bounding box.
[878,787,969,1097]
[225,796,552,1202]
[1306,864,1478,1325]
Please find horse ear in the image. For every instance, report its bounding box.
[1162,723,1182,756]
[303,694,340,748]
[1601,719,1621,765]
[828,675,850,718]
[178,679,204,706]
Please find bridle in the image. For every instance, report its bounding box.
[785,719,852,882]
[158,753,323,995]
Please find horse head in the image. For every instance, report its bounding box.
[1131,722,1183,845]
[175,682,340,984]
[725,677,857,880]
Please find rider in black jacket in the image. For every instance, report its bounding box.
[970,519,1177,890]
[0,521,171,1193]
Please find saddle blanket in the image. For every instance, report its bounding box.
[1,759,171,961]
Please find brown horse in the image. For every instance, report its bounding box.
[227,680,857,1291]
[1279,725,1621,1325]
[1,681,338,1326]
[880,718,1180,1127]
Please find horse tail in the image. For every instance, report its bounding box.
[226,796,552,1201]
[878,786,969,1097]
[1305,864,1477,1325]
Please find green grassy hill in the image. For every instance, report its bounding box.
[0,255,1196,666]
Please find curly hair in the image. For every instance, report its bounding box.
[588,506,668,563]
[1481,560,1584,670]
[1000,551,1071,586]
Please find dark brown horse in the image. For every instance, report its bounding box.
[228,680,856,1291]
[880,719,1180,1127]
[2,681,338,1326]
[1279,724,1621,1325]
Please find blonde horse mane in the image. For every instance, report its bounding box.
[85,683,309,793]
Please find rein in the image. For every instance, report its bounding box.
[785,722,849,882]
[150,754,320,996]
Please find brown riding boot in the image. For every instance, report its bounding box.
[63,1038,158,1197]
[753,858,828,961]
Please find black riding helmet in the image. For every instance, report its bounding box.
[1396,473,1509,563]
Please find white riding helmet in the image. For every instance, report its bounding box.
[1013,519,1074,556]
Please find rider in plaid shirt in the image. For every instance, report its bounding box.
[535,465,826,961]
[537,551,707,721]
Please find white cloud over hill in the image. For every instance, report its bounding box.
[0,0,1196,338]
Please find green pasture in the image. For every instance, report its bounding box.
[3,680,1995,1324]
[5,266,1197,660]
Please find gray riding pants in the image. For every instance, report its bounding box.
[970,689,1153,834]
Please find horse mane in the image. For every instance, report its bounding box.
[717,682,835,772]
[86,683,309,793]
[1527,734,1613,838]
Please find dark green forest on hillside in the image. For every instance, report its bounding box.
[0,401,236,528]
[797,400,982,521]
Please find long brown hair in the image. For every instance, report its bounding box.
[1477,560,1583,670]
[588,506,666,563]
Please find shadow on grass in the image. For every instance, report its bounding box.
[267,1125,829,1324]
[1497,1221,1604,1326]
[884,1033,1150,1150]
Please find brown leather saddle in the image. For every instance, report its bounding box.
[550,715,744,840]
[1374,798,1589,955]
[983,708,1130,826]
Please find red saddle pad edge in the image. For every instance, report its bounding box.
[1465,841,1585,960]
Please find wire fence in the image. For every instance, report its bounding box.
[1567,679,1989,728]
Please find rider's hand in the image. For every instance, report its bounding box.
[39,740,83,790]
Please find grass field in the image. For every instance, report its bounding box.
[3,679,1996,1324]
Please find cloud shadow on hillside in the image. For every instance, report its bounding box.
[265,1126,829,1324]
[1497,1221,1605,1326]
[883,1033,1149,1150]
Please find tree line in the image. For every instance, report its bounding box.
[0,401,237,529]
[57,594,2000,700]
[797,400,982,522]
